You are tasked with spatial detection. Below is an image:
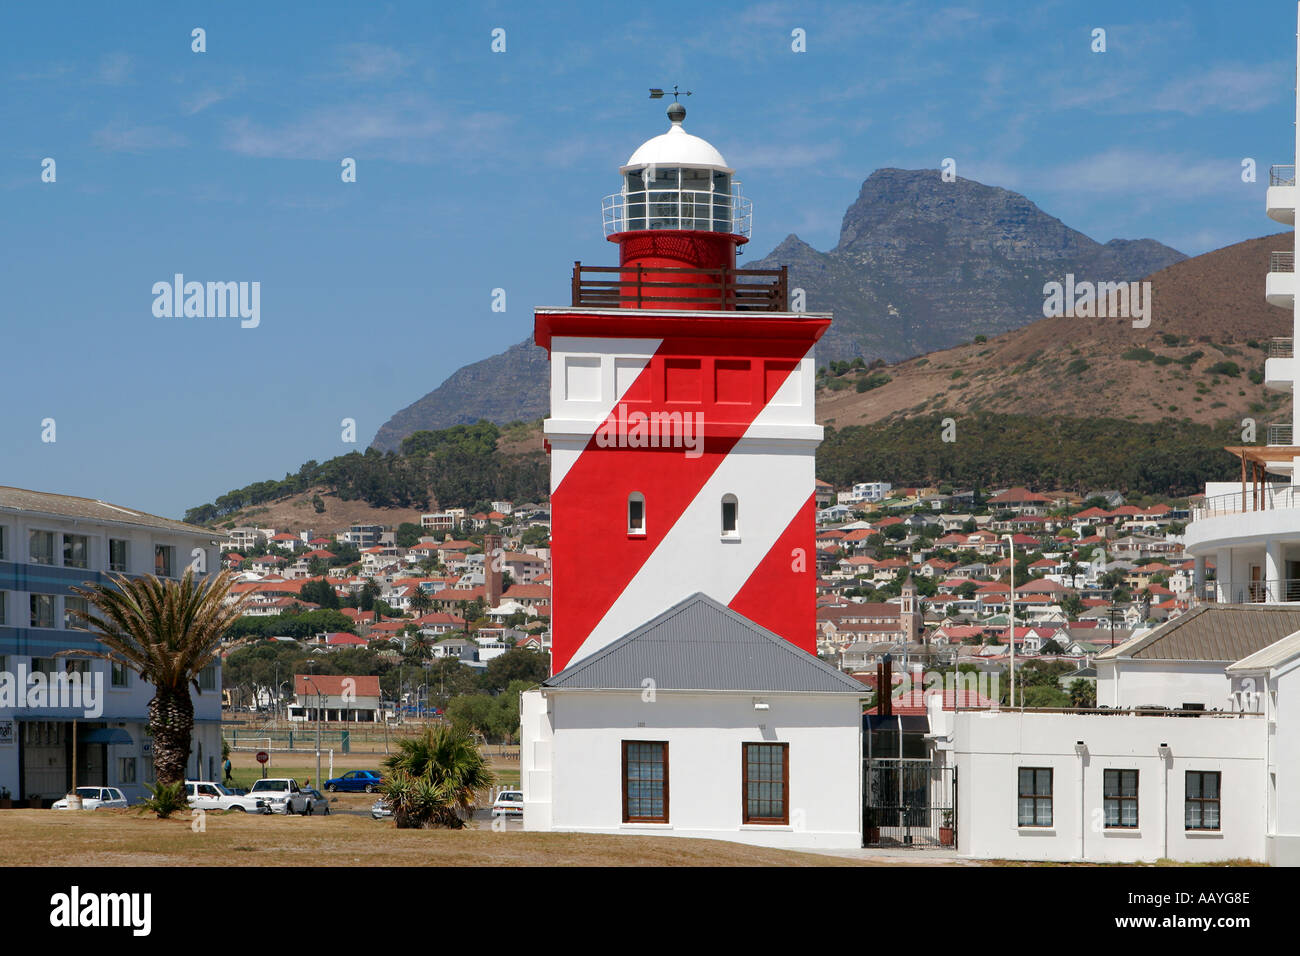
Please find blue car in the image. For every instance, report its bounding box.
[324,770,383,793]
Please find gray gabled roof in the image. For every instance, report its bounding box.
[1096,604,1300,662]
[543,592,867,694]
[0,485,212,537]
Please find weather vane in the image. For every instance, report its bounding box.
[649,85,692,102]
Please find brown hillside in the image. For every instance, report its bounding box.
[817,233,1292,427]
[214,487,429,535]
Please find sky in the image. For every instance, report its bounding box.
[1,0,1295,519]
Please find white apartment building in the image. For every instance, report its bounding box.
[837,481,892,506]
[1186,13,1300,605]
[0,486,224,805]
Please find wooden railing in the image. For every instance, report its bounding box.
[571,262,789,311]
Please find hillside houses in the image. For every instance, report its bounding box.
[809,482,1198,675]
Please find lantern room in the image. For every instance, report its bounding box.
[601,102,751,241]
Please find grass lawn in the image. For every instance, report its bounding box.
[0,810,876,867]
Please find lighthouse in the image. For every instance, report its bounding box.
[536,101,832,673]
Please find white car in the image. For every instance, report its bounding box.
[185,781,270,814]
[52,787,128,810]
[491,790,523,817]
[371,799,392,820]
[247,778,310,814]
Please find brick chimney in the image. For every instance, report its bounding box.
[483,533,503,610]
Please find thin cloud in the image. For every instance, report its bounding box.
[337,43,409,81]
[1053,149,1238,198]
[223,95,510,163]
[97,52,133,86]
[92,122,187,152]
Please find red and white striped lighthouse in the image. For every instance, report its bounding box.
[535,101,831,673]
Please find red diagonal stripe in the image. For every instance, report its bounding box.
[549,335,810,672]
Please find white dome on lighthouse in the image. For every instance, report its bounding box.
[621,104,733,174]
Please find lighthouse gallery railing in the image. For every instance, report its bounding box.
[571,262,789,311]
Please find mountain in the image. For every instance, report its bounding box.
[370,169,1187,450]
[815,232,1289,429]
[748,168,1186,362]
[371,338,550,453]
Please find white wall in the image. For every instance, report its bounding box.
[1096,658,1233,710]
[953,711,1267,863]
[521,688,862,849]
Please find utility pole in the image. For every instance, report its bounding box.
[306,660,322,791]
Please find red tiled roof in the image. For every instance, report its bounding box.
[294,674,380,697]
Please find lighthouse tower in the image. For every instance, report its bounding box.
[536,102,832,673]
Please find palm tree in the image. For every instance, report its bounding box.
[380,724,494,828]
[409,590,433,616]
[68,569,253,788]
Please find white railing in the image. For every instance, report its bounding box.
[1271,251,1295,274]
[1270,337,1294,358]
[1192,484,1300,519]
[1269,423,1294,446]
[603,186,752,237]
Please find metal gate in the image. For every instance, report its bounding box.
[864,758,956,848]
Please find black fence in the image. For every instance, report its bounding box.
[864,758,956,848]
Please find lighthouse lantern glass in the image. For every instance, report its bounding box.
[610,164,745,235]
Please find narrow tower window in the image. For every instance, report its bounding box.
[628,493,646,535]
[721,494,739,537]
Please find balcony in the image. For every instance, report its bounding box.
[1268,165,1296,224]
[1198,579,1300,604]
[1265,337,1296,390]
[570,261,789,311]
[1269,422,1293,446]
[1267,251,1295,308]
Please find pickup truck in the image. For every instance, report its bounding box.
[247,777,311,814]
[185,781,270,814]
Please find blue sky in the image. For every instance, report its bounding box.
[1,0,1294,519]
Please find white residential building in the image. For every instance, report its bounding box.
[1186,17,1300,606]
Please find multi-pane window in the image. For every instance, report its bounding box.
[63,596,89,630]
[30,594,55,629]
[0,591,6,626]
[743,742,788,824]
[199,665,217,691]
[111,660,131,688]
[627,493,646,535]
[1104,769,1139,828]
[63,534,89,569]
[109,539,129,573]
[118,757,137,784]
[154,544,174,578]
[622,741,668,823]
[29,531,55,565]
[1186,771,1221,830]
[1017,767,1053,827]
[0,525,7,559]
